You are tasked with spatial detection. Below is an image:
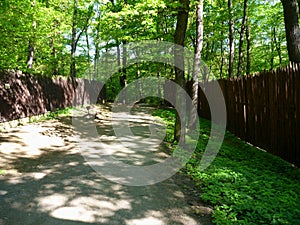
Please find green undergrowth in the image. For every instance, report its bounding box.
[29,107,72,123]
[153,108,300,225]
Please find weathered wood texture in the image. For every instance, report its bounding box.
[0,70,105,122]
[198,63,300,167]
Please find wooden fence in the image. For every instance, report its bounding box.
[0,70,106,122]
[198,63,300,167]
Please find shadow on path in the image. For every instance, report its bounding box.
[0,104,213,225]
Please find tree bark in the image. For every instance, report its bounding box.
[237,0,248,77]
[70,1,92,79]
[281,0,300,63]
[27,1,36,70]
[189,1,203,129]
[246,24,251,74]
[174,0,190,143]
[220,22,225,78]
[94,6,101,79]
[85,28,92,80]
[273,27,283,67]
[120,41,127,104]
[70,0,78,79]
[228,0,235,77]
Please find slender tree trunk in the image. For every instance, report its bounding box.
[270,47,274,70]
[157,68,162,105]
[273,27,283,67]
[27,41,35,70]
[174,0,190,143]
[136,63,142,100]
[220,42,224,78]
[246,24,251,74]
[237,0,248,77]
[189,1,203,129]
[271,27,275,70]
[50,37,58,75]
[220,23,225,78]
[70,1,92,81]
[281,0,300,63]
[27,1,36,70]
[94,8,101,79]
[85,28,92,80]
[228,0,235,77]
[94,34,100,78]
[70,0,78,79]
[120,41,127,104]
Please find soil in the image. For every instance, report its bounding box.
[0,104,213,225]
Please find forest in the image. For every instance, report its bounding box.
[1,0,298,81]
[1,0,300,225]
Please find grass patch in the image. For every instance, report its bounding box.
[153,108,300,225]
[152,108,176,143]
[29,107,72,123]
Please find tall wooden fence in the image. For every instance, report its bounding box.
[198,63,300,167]
[0,70,106,122]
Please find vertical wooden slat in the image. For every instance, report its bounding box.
[263,70,269,149]
[243,76,249,142]
[287,64,294,164]
[234,77,239,136]
[254,74,260,147]
[295,64,300,166]
[247,76,255,144]
[238,76,246,140]
[229,77,235,134]
[268,69,276,154]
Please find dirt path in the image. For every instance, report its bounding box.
[0,104,213,225]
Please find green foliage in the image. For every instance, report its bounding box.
[0,0,291,79]
[187,0,288,78]
[29,107,72,123]
[0,170,4,175]
[152,108,176,143]
[154,108,300,225]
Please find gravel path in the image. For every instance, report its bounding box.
[0,104,213,225]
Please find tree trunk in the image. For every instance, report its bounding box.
[271,27,275,70]
[27,1,36,70]
[228,0,235,77]
[174,0,190,143]
[246,24,251,74]
[27,41,35,70]
[220,42,224,78]
[94,42,99,78]
[50,37,58,75]
[94,6,101,79]
[157,69,162,102]
[237,0,248,77]
[85,28,92,80]
[120,41,127,104]
[220,22,225,78]
[189,1,203,129]
[281,0,300,63]
[70,0,78,79]
[273,27,283,67]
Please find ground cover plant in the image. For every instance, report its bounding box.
[153,108,300,225]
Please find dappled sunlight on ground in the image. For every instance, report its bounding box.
[0,104,213,225]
